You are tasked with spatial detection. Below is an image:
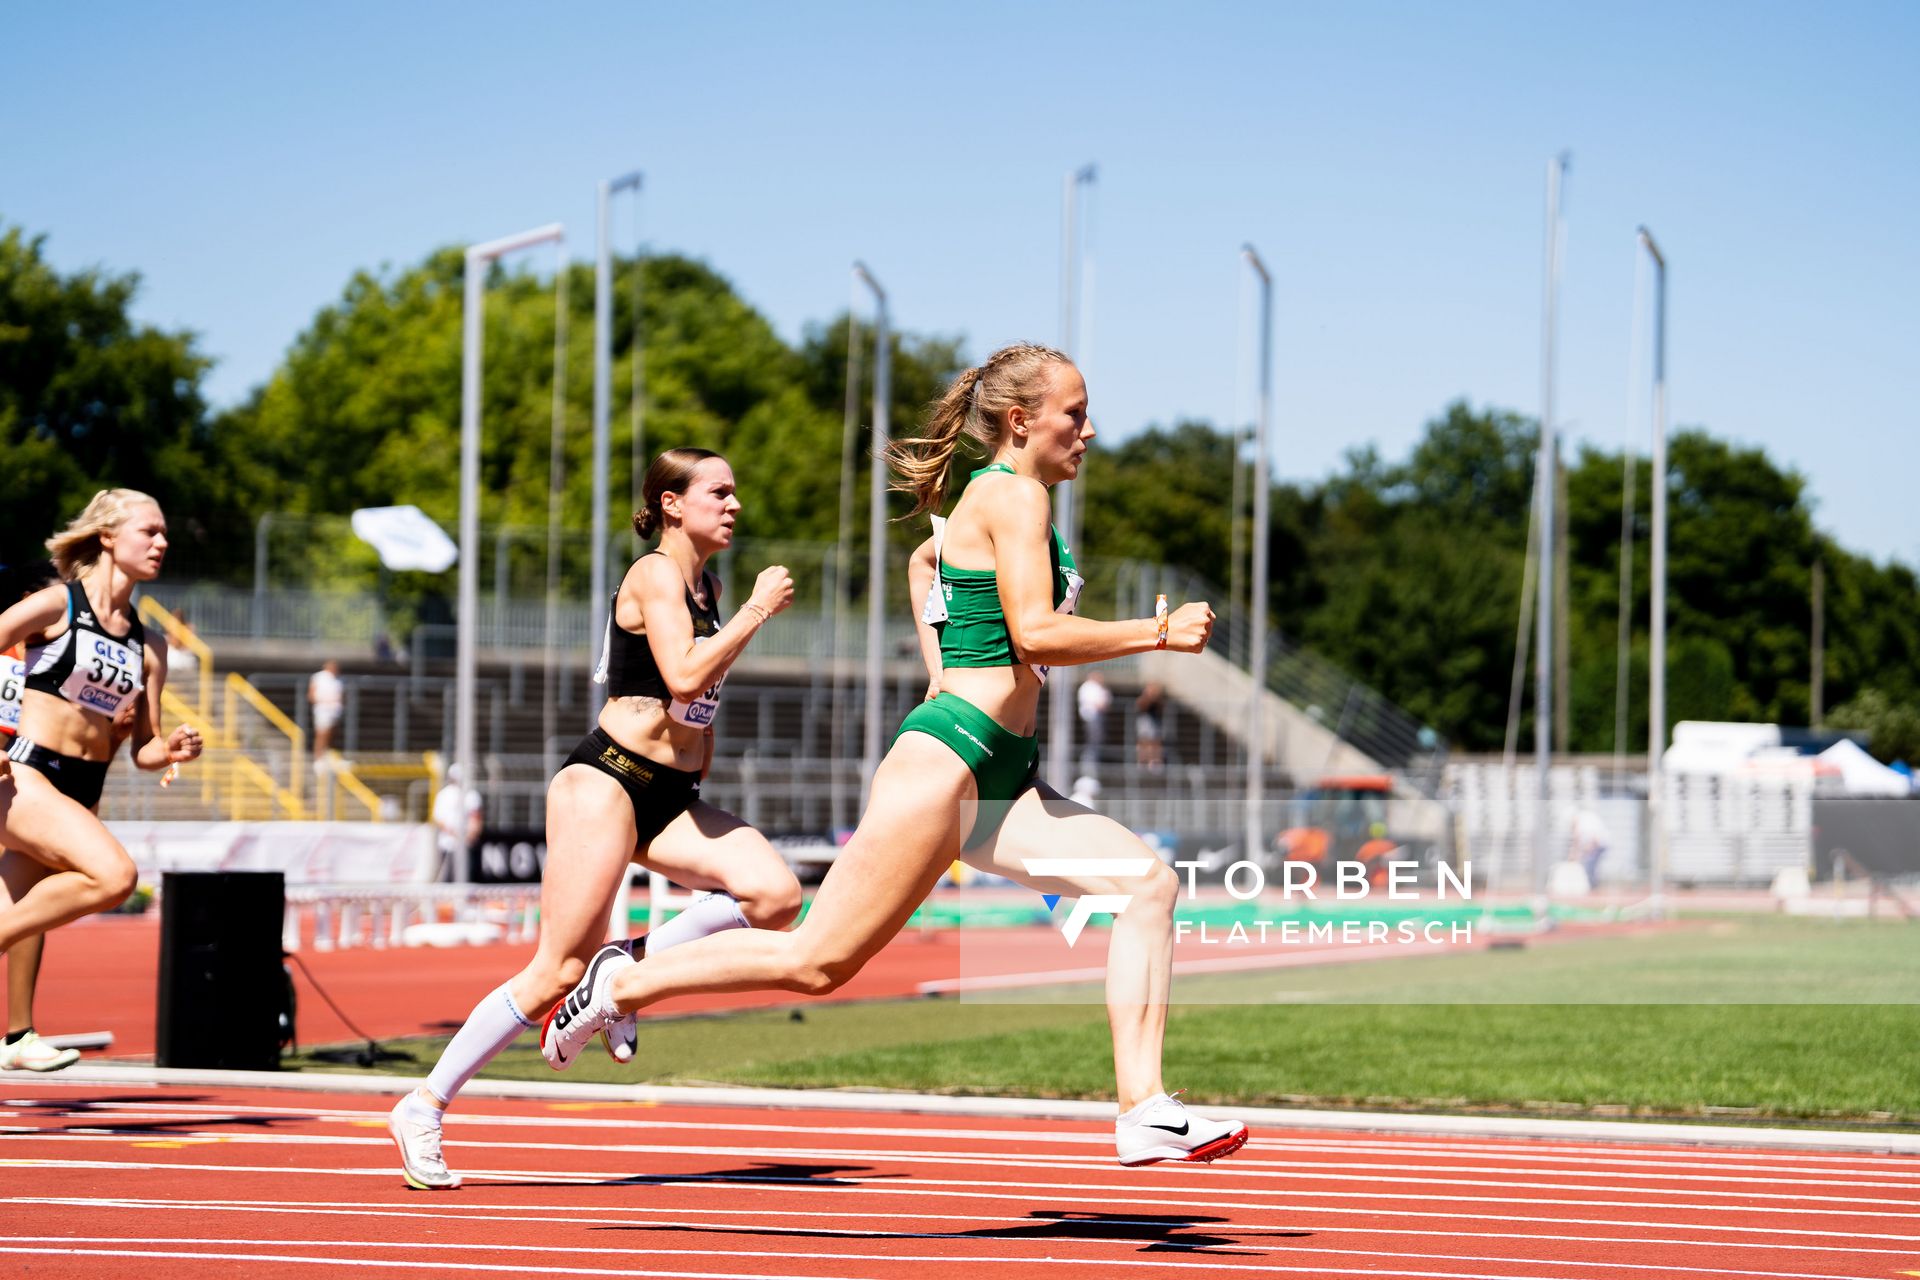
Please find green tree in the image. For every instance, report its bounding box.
[0,222,225,569]
[1826,689,1920,765]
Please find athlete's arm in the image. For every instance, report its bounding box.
[127,632,201,771]
[989,480,1214,665]
[906,535,942,700]
[621,557,793,704]
[0,586,67,777]
[0,585,68,654]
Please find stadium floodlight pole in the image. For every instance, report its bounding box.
[832,270,865,829]
[1533,153,1568,924]
[252,514,273,639]
[1640,226,1669,920]
[1241,245,1273,863]
[1048,162,1096,791]
[591,170,644,721]
[854,262,890,808]
[457,221,565,882]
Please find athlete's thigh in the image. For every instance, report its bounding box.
[0,768,131,882]
[638,799,790,894]
[791,733,972,965]
[0,848,52,909]
[538,765,641,961]
[967,780,1163,898]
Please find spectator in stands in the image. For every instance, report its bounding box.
[430,765,482,882]
[1077,670,1110,772]
[1135,682,1166,771]
[1569,806,1611,889]
[308,659,344,762]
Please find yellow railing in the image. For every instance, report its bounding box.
[109,613,421,824]
[326,762,386,822]
[224,672,305,809]
[228,752,302,821]
[137,597,213,727]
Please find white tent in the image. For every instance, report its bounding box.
[1816,738,1913,797]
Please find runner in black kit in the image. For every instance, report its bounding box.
[387,447,801,1190]
[0,492,203,1065]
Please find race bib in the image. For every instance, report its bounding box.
[0,655,23,733]
[920,516,951,625]
[59,627,144,719]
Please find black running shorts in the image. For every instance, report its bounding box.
[560,727,701,850]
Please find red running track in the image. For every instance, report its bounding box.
[2,1078,1917,1278]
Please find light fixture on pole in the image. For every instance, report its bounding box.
[1532,154,1568,922]
[854,262,890,810]
[1639,226,1668,920]
[456,221,565,882]
[591,171,643,720]
[1048,162,1096,791]
[1241,244,1273,864]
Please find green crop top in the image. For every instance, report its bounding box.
[921,463,1084,683]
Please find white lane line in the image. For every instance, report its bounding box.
[3,1120,1920,1189]
[15,1097,1920,1175]
[13,1073,1920,1156]
[13,1198,1920,1261]
[17,1106,1920,1186]
[0,1234,1886,1280]
[11,1130,1919,1205]
[0,1247,856,1280]
[0,1240,1890,1280]
[6,1158,1919,1232]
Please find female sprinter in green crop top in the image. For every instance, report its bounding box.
[543,344,1248,1167]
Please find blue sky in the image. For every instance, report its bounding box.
[8,1,1916,564]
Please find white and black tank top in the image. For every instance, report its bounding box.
[591,554,726,728]
[24,582,147,720]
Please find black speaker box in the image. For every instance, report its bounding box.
[156,870,286,1070]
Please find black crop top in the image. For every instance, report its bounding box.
[24,581,147,720]
[593,553,725,727]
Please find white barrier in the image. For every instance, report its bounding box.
[110,820,438,886]
[283,883,540,952]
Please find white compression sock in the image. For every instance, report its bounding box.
[641,891,749,953]
[424,982,538,1108]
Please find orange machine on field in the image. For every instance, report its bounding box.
[1275,775,1402,887]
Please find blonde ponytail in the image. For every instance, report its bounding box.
[885,342,1071,518]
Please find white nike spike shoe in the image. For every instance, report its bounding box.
[1115,1090,1250,1166]
[387,1095,461,1190]
[0,1031,80,1073]
[601,936,643,1064]
[541,942,633,1071]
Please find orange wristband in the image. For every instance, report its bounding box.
[1154,595,1169,650]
